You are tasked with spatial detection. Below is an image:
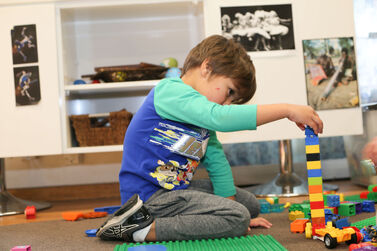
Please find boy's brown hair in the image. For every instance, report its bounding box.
[181,35,256,104]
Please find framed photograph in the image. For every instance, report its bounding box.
[220,2,295,56]
[303,37,359,111]
[13,66,41,106]
[11,24,38,64]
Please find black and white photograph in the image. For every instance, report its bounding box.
[221,4,295,53]
[13,66,41,106]
[11,24,38,64]
[303,37,359,111]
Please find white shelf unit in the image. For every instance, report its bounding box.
[56,0,204,153]
[64,80,158,95]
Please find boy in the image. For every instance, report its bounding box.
[96,35,323,242]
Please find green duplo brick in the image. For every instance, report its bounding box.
[272,197,279,204]
[301,204,311,218]
[367,192,377,202]
[323,194,329,206]
[344,194,362,201]
[308,177,323,186]
[339,203,356,217]
[351,216,376,229]
[368,185,377,193]
[113,235,288,251]
[289,203,303,212]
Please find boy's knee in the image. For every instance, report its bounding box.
[228,204,250,236]
[250,195,260,218]
[242,192,260,218]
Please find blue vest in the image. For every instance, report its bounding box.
[119,88,209,204]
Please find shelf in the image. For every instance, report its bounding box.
[58,0,205,154]
[64,145,123,154]
[64,80,159,95]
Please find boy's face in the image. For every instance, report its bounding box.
[200,75,238,105]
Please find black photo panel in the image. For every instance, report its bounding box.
[11,24,39,64]
[14,66,41,106]
[221,4,295,52]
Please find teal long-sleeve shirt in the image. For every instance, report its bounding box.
[154,78,257,197]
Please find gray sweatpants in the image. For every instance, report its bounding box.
[144,179,260,241]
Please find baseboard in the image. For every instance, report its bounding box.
[7,159,350,202]
[8,183,120,202]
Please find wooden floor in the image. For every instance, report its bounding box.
[0,179,369,226]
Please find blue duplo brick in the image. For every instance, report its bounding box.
[305,127,319,145]
[305,136,319,145]
[327,195,340,207]
[307,169,322,178]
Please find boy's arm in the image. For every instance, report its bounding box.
[155,79,323,134]
[201,130,236,198]
[257,104,323,134]
[154,79,257,132]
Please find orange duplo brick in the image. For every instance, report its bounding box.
[308,185,323,194]
[62,212,84,221]
[311,217,326,227]
[82,211,108,219]
[290,219,309,233]
[62,211,107,221]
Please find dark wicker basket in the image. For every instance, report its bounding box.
[70,109,133,146]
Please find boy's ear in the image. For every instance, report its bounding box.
[200,59,210,78]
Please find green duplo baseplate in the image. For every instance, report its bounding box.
[351,216,376,229]
[114,235,287,251]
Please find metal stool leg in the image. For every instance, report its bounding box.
[0,158,51,216]
[246,140,338,197]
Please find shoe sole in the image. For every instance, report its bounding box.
[96,194,143,238]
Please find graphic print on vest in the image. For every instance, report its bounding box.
[150,159,199,189]
[149,122,209,189]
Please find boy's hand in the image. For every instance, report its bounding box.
[286,104,323,134]
[248,217,272,231]
[256,104,323,134]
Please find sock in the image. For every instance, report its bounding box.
[133,224,152,242]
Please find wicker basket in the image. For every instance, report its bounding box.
[70,109,133,146]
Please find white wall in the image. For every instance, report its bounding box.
[204,0,363,143]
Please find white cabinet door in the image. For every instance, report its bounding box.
[0,3,62,157]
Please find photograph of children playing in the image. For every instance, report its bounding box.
[303,37,359,111]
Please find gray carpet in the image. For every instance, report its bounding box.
[1,210,375,251]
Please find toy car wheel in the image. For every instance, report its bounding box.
[346,233,358,245]
[324,234,338,249]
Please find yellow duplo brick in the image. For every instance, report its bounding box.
[336,193,344,202]
[305,145,320,154]
[289,211,305,221]
[311,209,325,218]
[306,161,321,170]
[309,193,324,202]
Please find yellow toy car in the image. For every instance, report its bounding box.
[305,221,362,249]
